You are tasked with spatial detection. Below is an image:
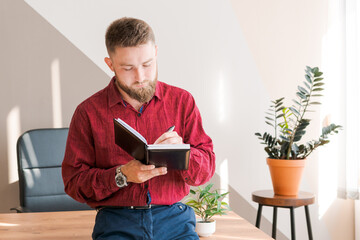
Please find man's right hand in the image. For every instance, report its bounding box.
[120,159,167,183]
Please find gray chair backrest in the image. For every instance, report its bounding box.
[16,128,92,212]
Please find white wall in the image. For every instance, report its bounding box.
[0,0,354,239]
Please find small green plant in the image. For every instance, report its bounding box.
[255,66,342,159]
[185,183,229,222]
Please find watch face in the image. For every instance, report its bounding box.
[116,172,127,188]
[118,176,125,185]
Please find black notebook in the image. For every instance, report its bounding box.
[113,118,190,170]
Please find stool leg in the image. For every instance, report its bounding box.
[272,206,278,239]
[305,205,313,240]
[255,204,263,228]
[290,207,296,240]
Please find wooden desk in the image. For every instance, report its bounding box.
[0,210,272,239]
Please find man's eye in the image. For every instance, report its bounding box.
[124,67,132,71]
[143,62,152,68]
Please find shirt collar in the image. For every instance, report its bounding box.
[153,80,162,101]
[108,77,162,108]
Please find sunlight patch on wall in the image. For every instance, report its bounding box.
[318,41,340,218]
[21,134,39,171]
[220,158,229,204]
[318,0,345,219]
[318,152,338,218]
[51,58,62,128]
[7,106,21,184]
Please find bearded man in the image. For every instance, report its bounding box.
[62,17,215,240]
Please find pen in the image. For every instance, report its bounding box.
[166,125,175,132]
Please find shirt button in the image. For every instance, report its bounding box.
[137,113,141,117]
[185,178,188,181]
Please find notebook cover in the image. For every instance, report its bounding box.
[114,118,190,169]
[113,119,146,162]
[146,148,190,170]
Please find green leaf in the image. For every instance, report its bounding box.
[280,135,290,141]
[190,189,196,194]
[204,184,213,193]
[313,82,325,87]
[265,121,274,127]
[295,130,306,137]
[276,106,284,112]
[289,107,300,116]
[298,86,309,95]
[293,99,301,106]
[296,92,307,100]
[312,88,324,92]
[275,101,283,108]
[309,102,321,105]
[314,77,324,82]
[303,81,311,90]
[292,143,299,153]
[265,116,274,121]
[314,72,323,77]
[275,97,285,103]
[220,192,229,197]
[294,132,306,142]
[306,66,312,72]
[297,122,310,131]
[299,86,309,94]
[186,199,199,205]
[305,75,312,84]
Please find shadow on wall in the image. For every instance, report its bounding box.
[0,0,109,213]
[206,173,288,240]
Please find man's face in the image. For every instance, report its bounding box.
[105,42,158,103]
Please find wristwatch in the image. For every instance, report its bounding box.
[115,166,128,188]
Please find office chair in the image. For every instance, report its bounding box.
[11,128,92,212]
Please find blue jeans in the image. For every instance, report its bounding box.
[92,202,199,240]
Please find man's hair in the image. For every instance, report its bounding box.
[105,17,155,54]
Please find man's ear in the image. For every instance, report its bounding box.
[154,45,158,57]
[104,57,114,72]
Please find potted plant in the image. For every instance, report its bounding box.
[185,183,229,237]
[255,66,342,196]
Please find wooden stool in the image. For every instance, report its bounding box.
[252,190,315,240]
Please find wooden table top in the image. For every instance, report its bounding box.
[0,210,273,240]
[252,190,315,207]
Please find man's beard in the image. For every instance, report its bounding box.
[115,73,157,104]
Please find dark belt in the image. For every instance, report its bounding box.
[96,204,167,211]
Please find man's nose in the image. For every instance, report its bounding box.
[135,68,145,82]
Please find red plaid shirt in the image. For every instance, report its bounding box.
[62,78,215,208]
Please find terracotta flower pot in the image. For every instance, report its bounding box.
[266,158,306,196]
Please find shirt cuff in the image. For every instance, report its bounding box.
[180,147,201,184]
[106,165,120,191]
